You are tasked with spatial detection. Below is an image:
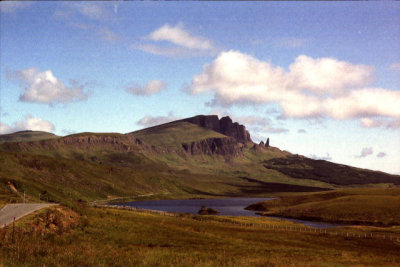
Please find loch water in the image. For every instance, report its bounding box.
[115,197,340,228]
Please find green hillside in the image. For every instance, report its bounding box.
[246,188,400,226]
[263,155,400,185]
[130,121,226,147]
[0,130,59,144]
[0,116,399,205]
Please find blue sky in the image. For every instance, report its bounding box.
[1,1,399,174]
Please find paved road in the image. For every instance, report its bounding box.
[0,203,57,227]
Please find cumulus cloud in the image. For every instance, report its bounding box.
[137,113,180,127]
[190,50,400,124]
[377,152,387,158]
[0,2,32,13]
[133,23,214,57]
[229,115,269,127]
[288,55,373,95]
[309,153,332,161]
[360,118,384,128]
[356,147,373,158]
[125,80,166,96]
[0,115,55,134]
[360,118,400,129]
[148,23,213,51]
[8,68,88,105]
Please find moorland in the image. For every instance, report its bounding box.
[0,115,399,266]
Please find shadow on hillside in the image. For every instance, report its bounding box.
[224,177,330,195]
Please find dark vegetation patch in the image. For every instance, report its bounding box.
[263,155,400,185]
[230,177,330,194]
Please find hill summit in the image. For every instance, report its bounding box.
[180,115,252,144]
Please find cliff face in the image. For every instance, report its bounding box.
[1,134,149,153]
[182,115,252,144]
[181,137,244,157]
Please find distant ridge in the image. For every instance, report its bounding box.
[0,130,58,144]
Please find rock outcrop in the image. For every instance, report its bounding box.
[181,137,244,157]
[251,141,267,153]
[182,115,252,144]
[198,206,219,215]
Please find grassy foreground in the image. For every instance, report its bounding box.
[247,188,400,226]
[1,205,399,266]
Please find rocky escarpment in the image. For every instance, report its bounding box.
[182,115,252,144]
[1,134,151,153]
[181,137,244,157]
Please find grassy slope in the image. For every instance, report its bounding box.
[263,155,400,185]
[247,188,400,226]
[0,128,333,205]
[130,121,227,147]
[0,131,59,144]
[2,205,400,266]
[0,148,328,206]
[0,120,398,205]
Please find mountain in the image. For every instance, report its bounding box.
[0,130,58,144]
[0,115,399,205]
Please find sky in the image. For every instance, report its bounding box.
[1,1,399,174]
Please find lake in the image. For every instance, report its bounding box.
[114,197,340,228]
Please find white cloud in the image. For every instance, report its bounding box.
[319,88,400,120]
[0,115,55,134]
[288,55,373,95]
[191,50,287,105]
[0,2,32,13]
[356,147,373,158]
[53,3,119,43]
[377,152,387,158]
[125,80,166,96]
[390,63,400,72]
[360,118,384,128]
[132,44,186,57]
[147,23,213,51]
[137,113,179,127]
[229,115,269,127]
[71,2,110,20]
[133,23,214,57]
[8,68,88,105]
[190,50,400,124]
[360,117,400,129]
[298,129,306,133]
[309,153,332,161]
